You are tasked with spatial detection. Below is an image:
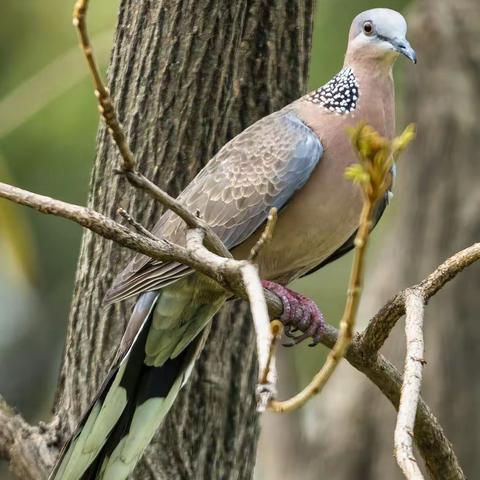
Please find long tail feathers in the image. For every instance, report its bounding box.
[50,284,223,480]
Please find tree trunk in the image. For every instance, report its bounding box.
[275,0,480,479]
[52,1,314,479]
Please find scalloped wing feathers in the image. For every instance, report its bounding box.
[105,110,323,303]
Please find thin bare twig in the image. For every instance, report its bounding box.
[72,0,134,170]
[248,207,278,261]
[320,324,465,480]
[261,320,283,385]
[117,207,158,241]
[184,227,278,406]
[269,199,375,412]
[394,289,426,480]
[360,243,480,354]
[240,264,278,411]
[72,0,230,259]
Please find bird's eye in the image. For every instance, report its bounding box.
[363,21,374,36]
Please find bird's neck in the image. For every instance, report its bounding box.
[348,60,396,138]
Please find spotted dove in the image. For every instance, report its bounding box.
[51,8,416,480]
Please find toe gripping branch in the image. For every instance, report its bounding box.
[261,281,325,347]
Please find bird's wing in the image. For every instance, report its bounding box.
[105,110,323,303]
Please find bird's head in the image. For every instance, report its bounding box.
[346,8,417,67]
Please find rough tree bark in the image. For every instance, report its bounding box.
[268,0,480,479]
[51,1,314,479]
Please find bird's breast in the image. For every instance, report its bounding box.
[232,140,363,283]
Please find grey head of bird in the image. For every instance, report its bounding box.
[345,8,417,67]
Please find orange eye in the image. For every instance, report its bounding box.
[363,21,374,35]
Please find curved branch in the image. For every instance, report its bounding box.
[321,326,465,480]
[0,395,57,480]
[0,179,471,479]
[360,243,480,354]
[394,289,425,480]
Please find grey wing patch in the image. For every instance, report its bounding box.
[105,110,323,304]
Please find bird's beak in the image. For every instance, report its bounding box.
[392,38,417,64]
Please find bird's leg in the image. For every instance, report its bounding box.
[261,281,325,347]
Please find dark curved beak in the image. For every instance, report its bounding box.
[393,38,417,64]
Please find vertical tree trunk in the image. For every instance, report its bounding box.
[279,0,480,479]
[53,1,314,478]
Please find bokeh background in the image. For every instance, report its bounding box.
[1,0,479,479]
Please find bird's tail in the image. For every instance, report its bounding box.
[50,281,224,480]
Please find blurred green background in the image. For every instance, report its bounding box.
[0,0,409,477]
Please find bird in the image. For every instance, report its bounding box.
[50,8,416,480]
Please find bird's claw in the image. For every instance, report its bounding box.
[262,281,325,347]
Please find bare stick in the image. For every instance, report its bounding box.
[0,395,56,480]
[240,263,278,410]
[117,208,158,241]
[72,0,134,170]
[248,208,278,261]
[261,320,283,385]
[394,289,426,480]
[360,242,480,354]
[183,228,278,407]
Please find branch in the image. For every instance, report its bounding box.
[394,289,425,480]
[241,264,278,411]
[321,325,465,480]
[360,243,480,354]
[0,395,57,480]
[0,178,469,479]
[248,208,277,261]
[117,207,159,241]
[269,124,415,413]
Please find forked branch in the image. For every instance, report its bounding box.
[394,289,425,480]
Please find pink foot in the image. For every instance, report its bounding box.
[262,281,325,347]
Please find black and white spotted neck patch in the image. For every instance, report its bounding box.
[305,67,359,114]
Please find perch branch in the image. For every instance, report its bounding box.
[394,289,425,480]
[0,395,57,480]
[241,263,277,411]
[0,178,470,479]
[360,242,480,354]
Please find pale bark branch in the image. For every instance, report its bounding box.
[320,325,465,480]
[240,263,277,410]
[117,207,159,241]
[360,243,480,354]
[0,395,57,480]
[394,289,425,480]
[0,177,472,479]
[248,208,278,262]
